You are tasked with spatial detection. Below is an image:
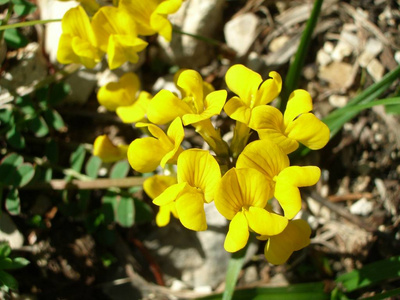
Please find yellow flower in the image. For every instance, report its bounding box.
[119,0,183,41]
[57,6,103,69]
[249,89,330,154]
[153,149,221,231]
[258,219,311,265]
[97,72,151,123]
[127,117,184,173]
[143,175,178,227]
[147,69,226,126]
[224,64,282,126]
[93,135,128,162]
[214,168,288,253]
[91,6,148,69]
[236,140,320,219]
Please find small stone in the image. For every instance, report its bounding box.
[316,49,332,67]
[329,94,348,108]
[366,58,385,82]
[0,214,24,249]
[358,38,383,67]
[350,198,373,216]
[269,35,290,53]
[303,65,316,80]
[319,61,353,89]
[224,13,259,57]
[394,51,400,64]
[323,41,335,54]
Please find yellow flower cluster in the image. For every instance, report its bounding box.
[92,64,330,265]
[57,0,183,69]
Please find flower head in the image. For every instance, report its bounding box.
[147,69,227,126]
[250,89,330,153]
[143,175,178,227]
[215,167,288,252]
[258,219,311,265]
[91,6,148,69]
[93,135,128,162]
[153,149,221,231]
[119,0,183,41]
[224,64,282,125]
[236,140,321,219]
[127,117,184,173]
[57,6,103,68]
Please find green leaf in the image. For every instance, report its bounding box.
[101,191,117,224]
[7,257,30,270]
[69,145,86,173]
[0,109,13,124]
[85,156,102,179]
[0,243,11,258]
[362,287,400,300]
[15,96,36,116]
[6,126,25,149]
[3,28,28,49]
[109,160,130,179]
[133,198,152,223]
[42,109,65,131]
[222,243,250,300]
[15,163,35,187]
[116,195,135,227]
[335,255,400,292]
[0,0,10,4]
[0,258,13,270]
[5,188,20,215]
[0,270,18,291]
[11,0,37,16]
[28,115,49,137]
[385,104,400,114]
[0,153,23,186]
[48,82,71,106]
[200,282,329,300]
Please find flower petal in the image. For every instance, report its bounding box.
[255,71,282,106]
[224,96,252,124]
[274,166,321,219]
[245,206,288,236]
[177,149,221,203]
[127,137,167,173]
[237,139,289,185]
[116,91,152,123]
[147,90,192,125]
[156,203,176,227]
[153,182,187,206]
[224,211,249,252]
[225,64,262,107]
[93,135,127,162]
[143,175,177,199]
[160,117,184,167]
[175,188,207,231]
[98,72,139,111]
[283,89,313,127]
[214,168,271,220]
[107,34,147,69]
[286,113,330,150]
[264,219,311,265]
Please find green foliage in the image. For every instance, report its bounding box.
[0,153,35,188]
[11,0,37,17]
[4,28,28,49]
[0,242,30,292]
[109,160,130,179]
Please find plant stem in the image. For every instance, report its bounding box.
[0,3,14,41]
[0,18,61,31]
[173,28,221,46]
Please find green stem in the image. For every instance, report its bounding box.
[222,243,249,300]
[280,0,324,112]
[173,28,221,46]
[0,3,14,41]
[0,19,61,31]
[230,121,252,163]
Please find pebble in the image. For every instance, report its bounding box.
[358,38,383,67]
[350,197,373,216]
[366,58,385,82]
[329,94,348,108]
[224,13,259,57]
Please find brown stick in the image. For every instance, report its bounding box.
[23,177,146,190]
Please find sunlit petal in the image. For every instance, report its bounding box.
[116,91,152,123]
[283,89,313,127]
[224,211,249,252]
[224,97,252,124]
[176,188,207,231]
[143,175,177,199]
[255,71,282,106]
[245,207,288,236]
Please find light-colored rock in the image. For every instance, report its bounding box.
[358,38,383,67]
[366,58,385,82]
[159,0,225,68]
[317,49,332,67]
[350,197,373,216]
[224,13,259,57]
[329,94,348,108]
[269,35,290,53]
[0,213,24,249]
[319,61,353,89]
[64,68,98,104]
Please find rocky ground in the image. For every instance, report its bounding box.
[0,0,399,299]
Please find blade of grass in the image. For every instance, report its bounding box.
[222,244,248,300]
[279,0,324,112]
[362,287,400,300]
[335,255,400,293]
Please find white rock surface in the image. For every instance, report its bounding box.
[358,38,383,67]
[350,197,373,216]
[159,0,225,68]
[224,13,259,57]
[366,58,385,82]
[0,213,24,249]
